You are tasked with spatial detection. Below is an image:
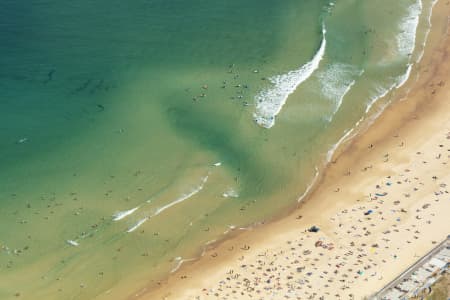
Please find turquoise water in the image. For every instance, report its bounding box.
[0,0,437,299]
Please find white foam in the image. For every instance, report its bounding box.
[170,257,196,273]
[239,226,253,231]
[205,239,217,246]
[17,137,28,144]
[365,64,413,114]
[397,0,423,57]
[223,226,237,234]
[222,188,239,198]
[127,217,149,233]
[368,99,392,123]
[112,206,140,221]
[297,166,320,203]
[254,23,327,128]
[416,0,437,63]
[365,82,397,114]
[66,240,79,247]
[170,262,183,273]
[396,64,413,89]
[316,64,362,122]
[332,80,356,118]
[350,63,415,150]
[126,175,209,233]
[326,129,355,163]
[152,175,209,217]
[323,114,371,179]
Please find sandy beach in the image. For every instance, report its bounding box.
[131,1,450,300]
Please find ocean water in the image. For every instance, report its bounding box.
[0,0,437,299]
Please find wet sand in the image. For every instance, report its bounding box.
[131,1,450,299]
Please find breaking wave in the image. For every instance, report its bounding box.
[112,206,140,221]
[365,64,413,114]
[326,129,356,163]
[316,64,362,122]
[126,175,209,233]
[152,175,209,217]
[222,188,239,198]
[297,166,319,203]
[126,217,149,233]
[253,23,327,128]
[397,0,423,57]
[416,0,437,62]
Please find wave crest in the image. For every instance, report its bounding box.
[253,23,327,128]
[397,0,423,57]
[316,64,362,122]
[126,175,209,233]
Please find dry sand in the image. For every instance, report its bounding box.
[130,1,450,299]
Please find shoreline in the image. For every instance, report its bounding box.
[127,1,450,299]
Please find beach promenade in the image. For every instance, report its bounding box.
[372,236,449,299]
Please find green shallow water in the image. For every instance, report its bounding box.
[0,0,437,299]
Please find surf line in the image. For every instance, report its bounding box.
[365,63,413,115]
[397,0,423,58]
[324,68,364,123]
[112,206,140,221]
[253,22,327,129]
[126,175,210,233]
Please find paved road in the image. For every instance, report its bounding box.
[371,235,450,299]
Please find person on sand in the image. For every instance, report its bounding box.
[241,245,250,250]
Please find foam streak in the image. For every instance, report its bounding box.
[112,206,140,221]
[152,175,209,217]
[127,217,149,233]
[397,0,423,57]
[254,23,327,128]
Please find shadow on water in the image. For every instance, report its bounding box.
[164,100,286,201]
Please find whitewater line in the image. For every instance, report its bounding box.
[327,79,356,123]
[397,0,423,57]
[335,67,414,170]
[326,129,356,163]
[126,217,149,233]
[297,166,320,203]
[254,23,327,128]
[66,239,79,247]
[126,175,209,233]
[396,64,413,89]
[331,69,365,121]
[222,186,239,198]
[365,1,423,116]
[365,63,413,114]
[112,206,140,221]
[152,175,209,217]
[365,83,397,114]
[170,257,196,273]
[417,0,438,62]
